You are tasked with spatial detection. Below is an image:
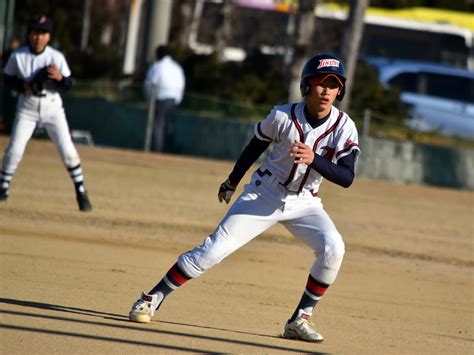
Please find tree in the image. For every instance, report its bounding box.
[169,0,195,50]
[80,0,92,52]
[214,0,234,62]
[288,0,318,103]
[338,0,369,112]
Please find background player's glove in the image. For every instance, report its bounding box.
[30,66,50,95]
[218,179,237,204]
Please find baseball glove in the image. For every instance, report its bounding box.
[30,66,50,95]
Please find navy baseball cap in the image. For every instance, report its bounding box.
[28,15,53,33]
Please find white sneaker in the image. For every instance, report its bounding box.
[283,310,324,343]
[129,292,161,323]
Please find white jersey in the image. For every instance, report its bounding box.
[1,44,81,173]
[144,55,185,104]
[4,45,71,96]
[255,102,360,193]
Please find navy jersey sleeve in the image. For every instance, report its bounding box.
[310,151,357,188]
[54,75,73,91]
[4,73,25,92]
[228,136,270,185]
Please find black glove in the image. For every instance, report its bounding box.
[218,179,237,204]
[30,66,50,95]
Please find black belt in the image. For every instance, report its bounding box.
[32,93,47,97]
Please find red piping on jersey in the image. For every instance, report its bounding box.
[282,104,304,187]
[336,142,359,157]
[297,111,344,192]
[257,122,273,141]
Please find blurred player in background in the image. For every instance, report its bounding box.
[129,53,360,342]
[144,45,185,152]
[2,36,21,68]
[0,15,92,212]
[1,36,22,134]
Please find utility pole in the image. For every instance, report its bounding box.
[1,0,15,56]
[123,0,144,75]
[145,0,173,64]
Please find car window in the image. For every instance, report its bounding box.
[424,73,473,102]
[389,72,474,102]
[389,73,417,92]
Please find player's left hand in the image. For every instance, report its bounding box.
[47,64,63,81]
[218,179,237,204]
[290,141,314,165]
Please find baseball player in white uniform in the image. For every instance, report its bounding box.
[129,53,360,342]
[0,15,92,212]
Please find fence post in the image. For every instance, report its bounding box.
[362,108,371,144]
[359,108,371,176]
[144,84,157,152]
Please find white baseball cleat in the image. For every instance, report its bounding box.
[283,310,324,343]
[129,292,161,323]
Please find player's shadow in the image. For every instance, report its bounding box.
[159,319,280,339]
[0,298,327,354]
[0,297,126,321]
[0,297,270,338]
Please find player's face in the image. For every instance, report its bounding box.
[306,76,342,118]
[28,30,50,53]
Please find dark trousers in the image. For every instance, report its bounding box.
[153,99,177,152]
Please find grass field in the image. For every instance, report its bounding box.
[0,136,472,354]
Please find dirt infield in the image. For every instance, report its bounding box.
[0,136,472,354]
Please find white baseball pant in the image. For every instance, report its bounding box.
[178,170,345,285]
[2,94,80,174]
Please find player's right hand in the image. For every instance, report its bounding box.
[47,64,62,81]
[290,141,315,165]
[218,179,236,204]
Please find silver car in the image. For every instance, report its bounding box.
[365,58,474,140]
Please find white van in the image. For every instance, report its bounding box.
[364,58,474,140]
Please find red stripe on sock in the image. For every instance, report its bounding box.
[168,265,188,285]
[306,278,328,296]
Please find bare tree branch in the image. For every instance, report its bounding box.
[338,0,369,112]
[215,0,234,62]
[288,0,317,103]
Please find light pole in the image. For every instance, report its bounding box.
[1,0,16,56]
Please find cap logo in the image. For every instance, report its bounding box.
[39,16,47,24]
[317,59,340,69]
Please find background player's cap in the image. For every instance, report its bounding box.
[28,15,53,34]
[308,74,344,88]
